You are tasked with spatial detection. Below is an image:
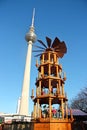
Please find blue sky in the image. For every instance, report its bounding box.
[0,0,87,115]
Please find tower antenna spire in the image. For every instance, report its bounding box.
[31,8,35,27]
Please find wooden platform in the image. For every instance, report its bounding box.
[31,118,72,130]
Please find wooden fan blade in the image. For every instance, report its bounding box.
[52,37,60,48]
[55,48,67,53]
[46,36,52,48]
[56,43,67,53]
[61,41,67,53]
[54,44,63,49]
[55,50,60,52]
[38,39,47,49]
[34,53,42,57]
[57,52,64,58]
[53,38,67,54]
[33,50,43,52]
[54,46,60,50]
[33,45,45,50]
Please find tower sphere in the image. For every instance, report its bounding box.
[25,27,37,43]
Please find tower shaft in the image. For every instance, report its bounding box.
[19,41,32,115]
[19,8,36,116]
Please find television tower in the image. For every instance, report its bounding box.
[19,8,37,115]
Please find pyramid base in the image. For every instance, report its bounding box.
[31,118,73,130]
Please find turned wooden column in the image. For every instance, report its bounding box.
[41,66,44,76]
[48,79,51,94]
[34,103,36,119]
[39,80,41,95]
[42,54,44,63]
[49,98,52,118]
[56,82,59,94]
[61,99,64,119]
[54,53,56,63]
[48,64,51,76]
[38,72,41,78]
[65,101,68,119]
[56,65,59,77]
[39,105,41,118]
[48,52,50,61]
[62,83,64,95]
[70,108,73,119]
[59,69,62,78]
[58,80,61,95]
[36,87,38,96]
[37,99,40,118]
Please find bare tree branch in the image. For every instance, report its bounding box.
[70,87,87,113]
